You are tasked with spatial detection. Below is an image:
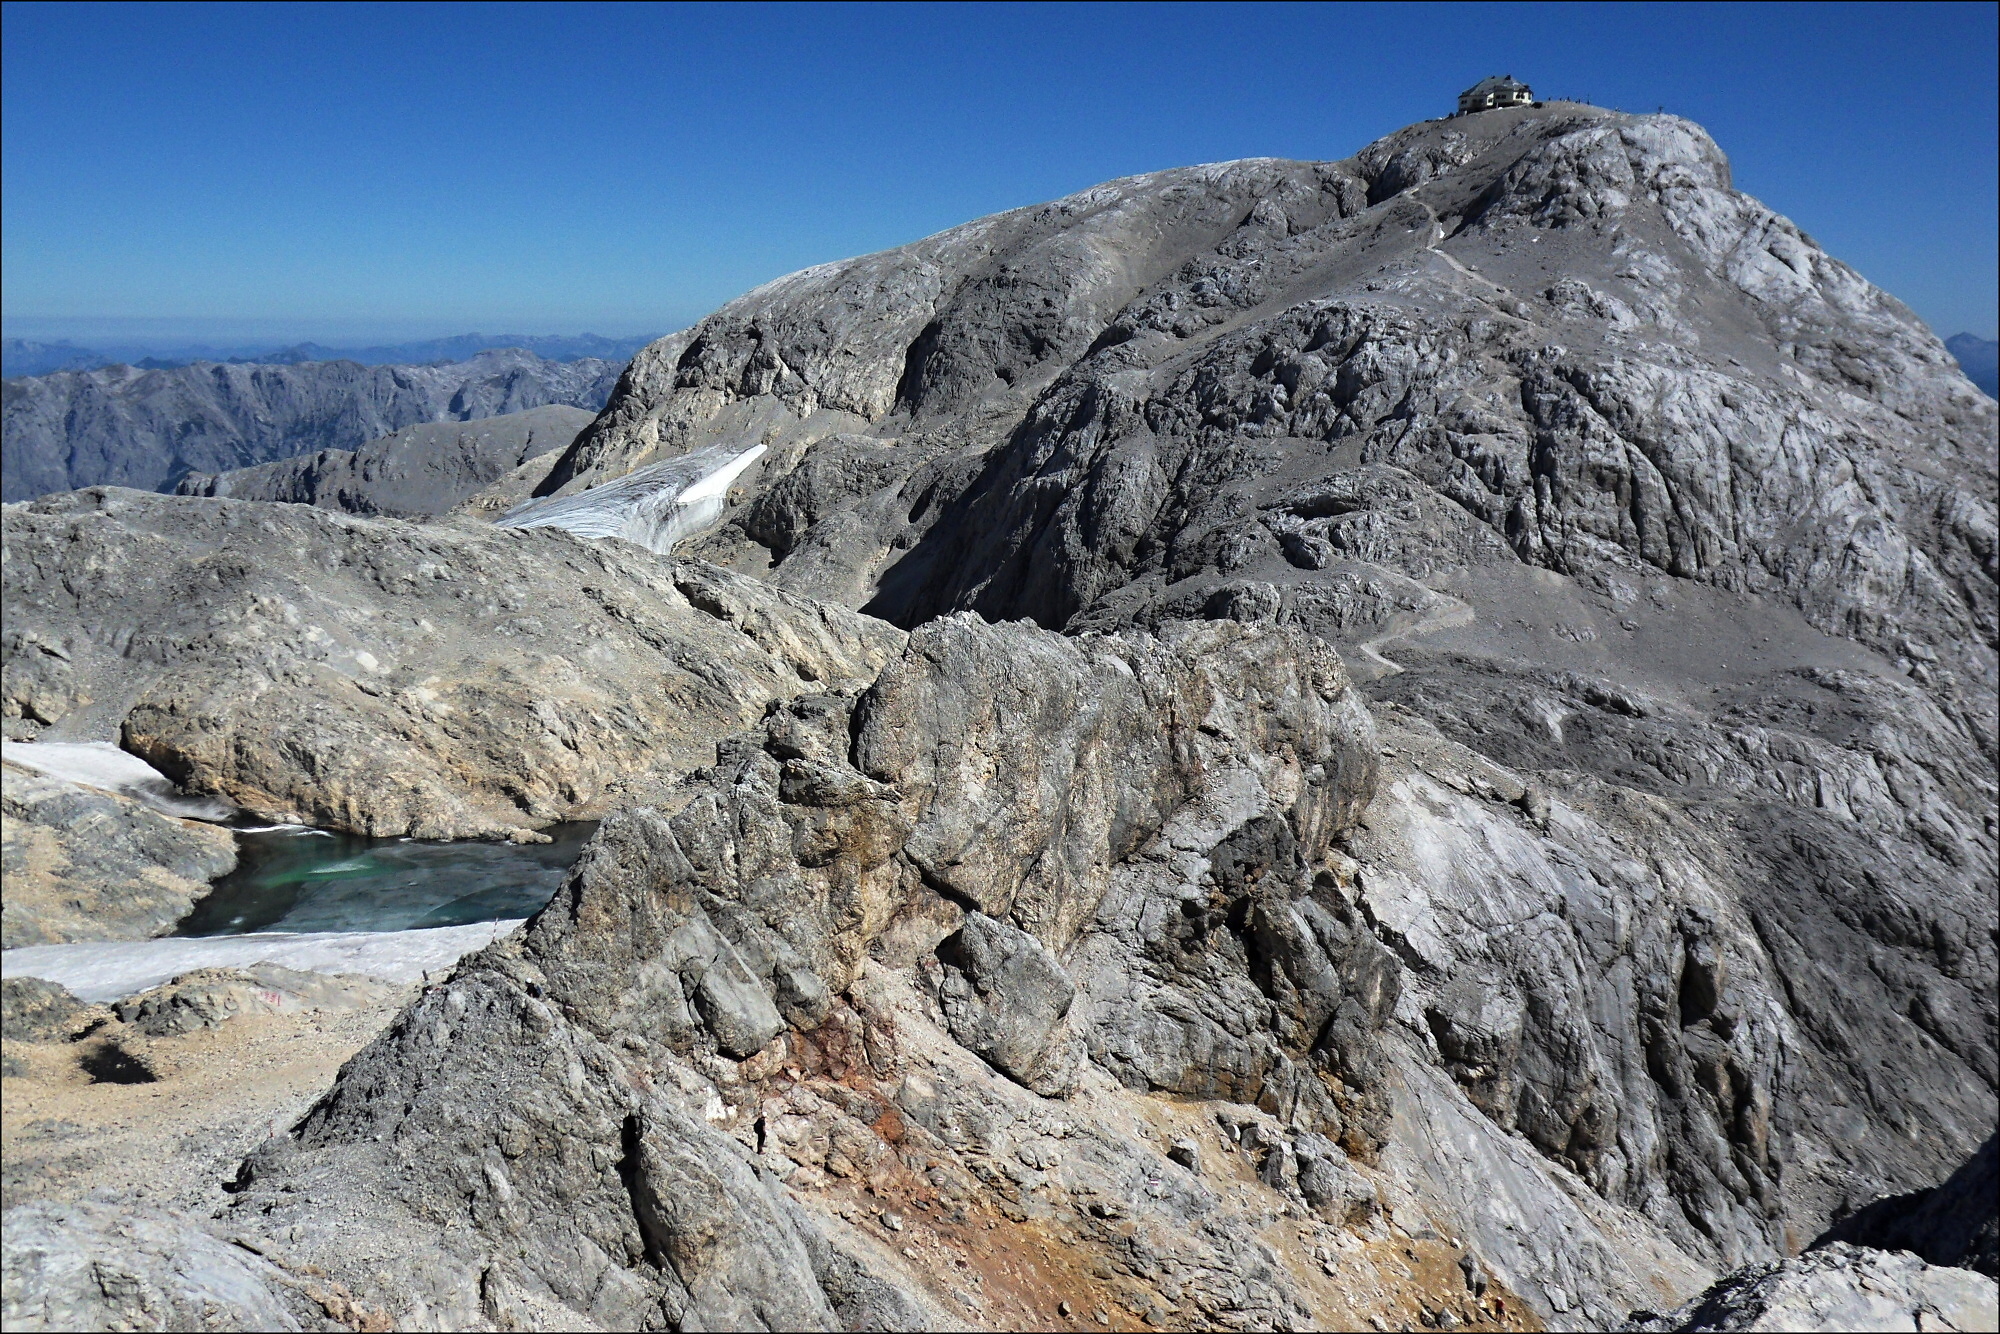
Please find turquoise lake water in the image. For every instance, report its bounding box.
[174,822,598,936]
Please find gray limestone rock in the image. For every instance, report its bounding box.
[174,403,595,517]
[626,1102,843,1330]
[511,99,1995,1283]
[1295,1132,1379,1225]
[111,963,405,1037]
[1,760,236,947]
[0,976,95,1044]
[206,611,1394,1330]
[2,489,903,838]
[2,101,1995,1334]
[547,113,1990,743]
[936,911,1081,1095]
[2,349,622,501]
[0,1199,311,1332]
[1628,1241,1998,1332]
[1344,703,1995,1276]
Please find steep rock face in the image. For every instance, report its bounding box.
[505,101,1997,1271]
[1,489,902,839]
[1346,704,1995,1273]
[215,615,1646,1331]
[1,761,237,947]
[1,350,622,501]
[173,403,595,517]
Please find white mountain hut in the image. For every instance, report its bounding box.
[1457,74,1534,114]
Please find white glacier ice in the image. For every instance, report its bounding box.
[0,739,235,821]
[494,442,767,555]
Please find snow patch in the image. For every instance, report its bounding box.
[1,920,521,1003]
[496,442,767,555]
[0,740,235,822]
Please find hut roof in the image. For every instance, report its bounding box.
[1462,75,1531,97]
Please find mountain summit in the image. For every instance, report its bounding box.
[550,101,1993,713]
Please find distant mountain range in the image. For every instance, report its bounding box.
[1,340,109,378]
[1945,333,1998,398]
[1,332,662,379]
[1,347,627,501]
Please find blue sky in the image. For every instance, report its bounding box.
[3,1,1995,344]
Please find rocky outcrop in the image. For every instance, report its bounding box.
[0,1200,314,1331]
[110,964,404,1037]
[1628,1242,1998,1332]
[209,616,1405,1325]
[1,761,236,947]
[1,349,622,501]
[2,489,903,839]
[0,977,97,1045]
[203,613,1723,1331]
[509,100,1997,1276]
[173,404,595,517]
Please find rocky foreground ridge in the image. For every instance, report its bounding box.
[2,101,1995,1331]
[1,349,622,501]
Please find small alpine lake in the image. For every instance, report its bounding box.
[174,822,598,937]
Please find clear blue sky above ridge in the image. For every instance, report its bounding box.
[3,0,1995,344]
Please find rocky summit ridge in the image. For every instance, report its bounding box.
[1,101,1995,1332]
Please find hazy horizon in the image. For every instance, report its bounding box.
[1,318,677,354]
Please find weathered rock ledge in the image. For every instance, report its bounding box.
[3,489,903,840]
